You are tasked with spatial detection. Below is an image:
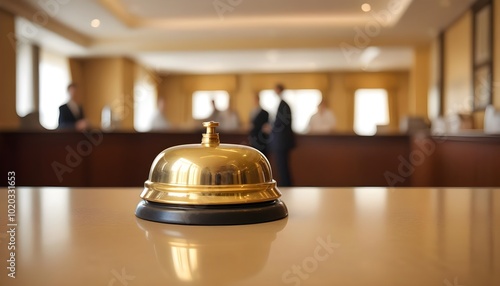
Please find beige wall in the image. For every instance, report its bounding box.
[69,57,154,131]
[494,0,500,109]
[443,11,473,117]
[409,44,431,118]
[78,58,123,129]
[158,71,409,133]
[0,9,19,129]
[159,75,186,126]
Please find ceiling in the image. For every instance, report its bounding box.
[1,0,475,73]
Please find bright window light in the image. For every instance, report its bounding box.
[39,50,71,130]
[361,3,372,12]
[16,43,34,117]
[134,78,156,132]
[354,89,389,135]
[192,90,229,120]
[259,89,322,133]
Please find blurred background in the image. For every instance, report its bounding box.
[1,0,499,187]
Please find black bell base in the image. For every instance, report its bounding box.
[135,199,288,225]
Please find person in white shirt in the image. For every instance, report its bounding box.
[216,108,240,131]
[207,99,240,131]
[307,99,336,134]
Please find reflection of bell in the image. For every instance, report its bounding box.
[135,121,288,225]
[136,217,287,285]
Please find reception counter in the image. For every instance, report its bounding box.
[0,131,499,187]
[0,187,499,285]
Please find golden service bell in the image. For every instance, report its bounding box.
[135,121,288,225]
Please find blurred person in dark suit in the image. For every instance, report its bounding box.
[58,83,88,131]
[271,83,295,186]
[249,93,269,155]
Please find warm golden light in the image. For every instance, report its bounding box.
[171,246,198,281]
[90,18,101,28]
[361,3,372,12]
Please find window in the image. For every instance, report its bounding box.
[39,50,71,130]
[134,77,156,132]
[259,89,322,133]
[16,43,34,117]
[354,89,389,136]
[472,1,493,110]
[192,90,229,119]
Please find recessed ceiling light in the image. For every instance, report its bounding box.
[361,3,371,12]
[91,19,101,28]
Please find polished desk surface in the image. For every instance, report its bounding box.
[1,187,499,286]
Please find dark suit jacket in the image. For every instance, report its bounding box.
[58,103,84,130]
[249,108,269,154]
[271,100,295,150]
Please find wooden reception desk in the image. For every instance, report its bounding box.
[0,187,499,285]
[0,131,499,187]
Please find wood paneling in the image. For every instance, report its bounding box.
[0,9,19,129]
[1,132,499,187]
